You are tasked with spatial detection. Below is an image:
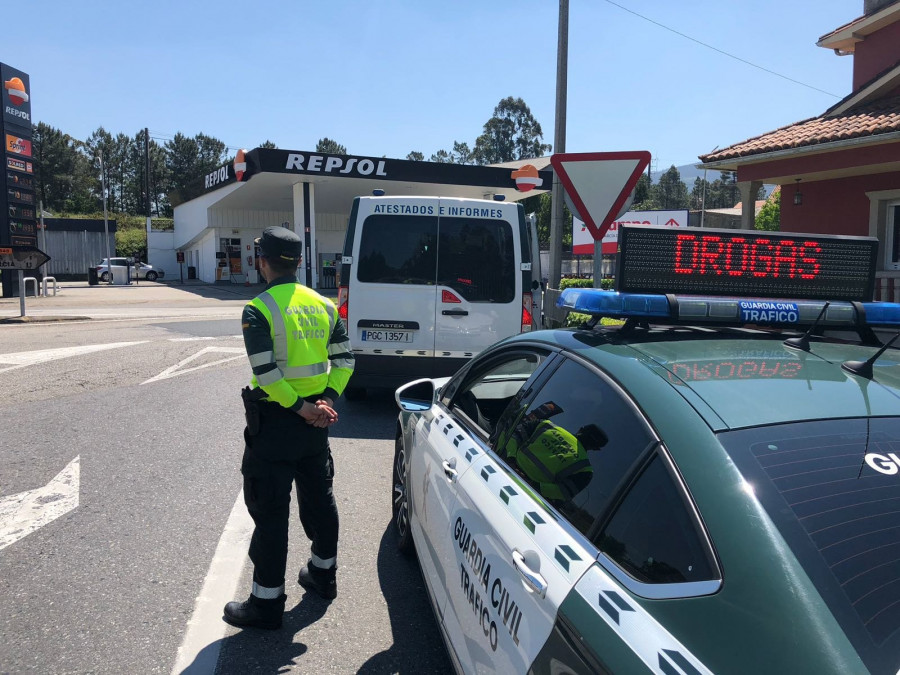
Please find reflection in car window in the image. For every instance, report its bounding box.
[597,453,717,584]
[450,352,547,437]
[437,217,515,303]
[357,214,437,285]
[494,359,655,536]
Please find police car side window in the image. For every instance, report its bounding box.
[449,352,548,438]
[597,452,718,584]
[494,359,655,537]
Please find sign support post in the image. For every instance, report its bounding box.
[18,270,24,317]
[1,245,51,318]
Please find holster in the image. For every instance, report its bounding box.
[241,386,267,436]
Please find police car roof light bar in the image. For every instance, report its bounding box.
[557,288,900,330]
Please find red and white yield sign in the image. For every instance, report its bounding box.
[550,151,651,240]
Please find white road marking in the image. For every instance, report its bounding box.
[170,490,253,675]
[142,347,246,385]
[0,456,79,551]
[0,342,148,374]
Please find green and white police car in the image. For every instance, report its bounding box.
[392,225,900,674]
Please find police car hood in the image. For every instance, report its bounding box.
[629,337,900,429]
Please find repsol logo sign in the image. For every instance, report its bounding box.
[205,165,230,189]
[285,153,388,177]
[5,105,29,122]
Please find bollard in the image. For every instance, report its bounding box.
[42,277,58,297]
[23,277,39,297]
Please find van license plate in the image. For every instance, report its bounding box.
[361,330,412,343]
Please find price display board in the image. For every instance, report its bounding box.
[615,225,878,302]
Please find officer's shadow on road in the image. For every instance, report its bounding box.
[184,594,330,675]
[332,389,398,441]
[356,523,453,674]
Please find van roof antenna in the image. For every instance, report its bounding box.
[841,332,900,380]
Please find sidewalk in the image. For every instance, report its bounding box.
[0,280,338,323]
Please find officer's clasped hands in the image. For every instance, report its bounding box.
[298,399,338,427]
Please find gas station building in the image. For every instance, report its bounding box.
[163,148,553,290]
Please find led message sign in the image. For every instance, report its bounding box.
[615,225,878,301]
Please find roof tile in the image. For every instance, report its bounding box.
[700,95,900,162]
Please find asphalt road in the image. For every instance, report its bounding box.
[0,304,451,674]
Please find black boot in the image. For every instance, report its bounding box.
[298,560,337,600]
[223,593,286,630]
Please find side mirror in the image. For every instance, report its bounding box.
[395,378,436,413]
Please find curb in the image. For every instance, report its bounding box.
[0,315,92,324]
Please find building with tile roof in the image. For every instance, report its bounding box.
[697,0,900,300]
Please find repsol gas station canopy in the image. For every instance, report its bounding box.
[198,148,554,211]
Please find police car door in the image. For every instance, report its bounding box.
[435,199,523,359]
[351,197,439,359]
[439,348,588,673]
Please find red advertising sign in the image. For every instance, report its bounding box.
[6,156,32,173]
[6,133,32,157]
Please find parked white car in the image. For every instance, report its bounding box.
[95,258,165,282]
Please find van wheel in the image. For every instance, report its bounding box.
[344,386,366,401]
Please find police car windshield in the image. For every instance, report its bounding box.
[719,417,900,672]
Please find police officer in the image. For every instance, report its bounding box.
[224,226,355,630]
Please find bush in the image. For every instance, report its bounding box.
[558,277,615,290]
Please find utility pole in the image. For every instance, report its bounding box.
[100,149,112,283]
[549,0,568,289]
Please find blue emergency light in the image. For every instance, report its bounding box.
[556,288,900,328]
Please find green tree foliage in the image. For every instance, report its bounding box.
[755,188,780,231]
[450,141,473,165]
[472,97,551,165]
[406,151,424,161]
[631,174,657,210]
[430,149,450,162]
[32,122,94,212]
[115,226,147,259]
[654,166,690,210]
[258,140,277,149]
[316,138,347,155]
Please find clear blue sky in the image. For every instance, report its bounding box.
[13,0,855,171]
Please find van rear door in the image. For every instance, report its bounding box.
[350,197,439,360]
[435,198,523,358]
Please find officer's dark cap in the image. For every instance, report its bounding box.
[256,226,302,262]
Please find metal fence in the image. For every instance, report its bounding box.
[39,230,115,278]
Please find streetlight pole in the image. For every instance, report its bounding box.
[100,149,112,283]
[549,0,568,290]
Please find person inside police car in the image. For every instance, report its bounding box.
[224,226,355,630]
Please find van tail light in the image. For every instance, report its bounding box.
[441,289,462,303]
[337,286,349,321]
[522,293,533,332]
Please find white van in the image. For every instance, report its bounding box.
[338,195,541,397]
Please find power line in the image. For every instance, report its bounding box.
[599,0,841,98]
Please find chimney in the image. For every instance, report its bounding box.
[864,0,897,15]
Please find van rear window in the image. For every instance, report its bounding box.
[357,215,437,285]
[356,214,516,303]
[437,217,515,303]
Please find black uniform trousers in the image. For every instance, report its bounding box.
[241,398,339,591]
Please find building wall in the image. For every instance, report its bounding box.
[780,171,900,236]
[853,20,900,90]
[173,183,243,250]
[147,229,176,277]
